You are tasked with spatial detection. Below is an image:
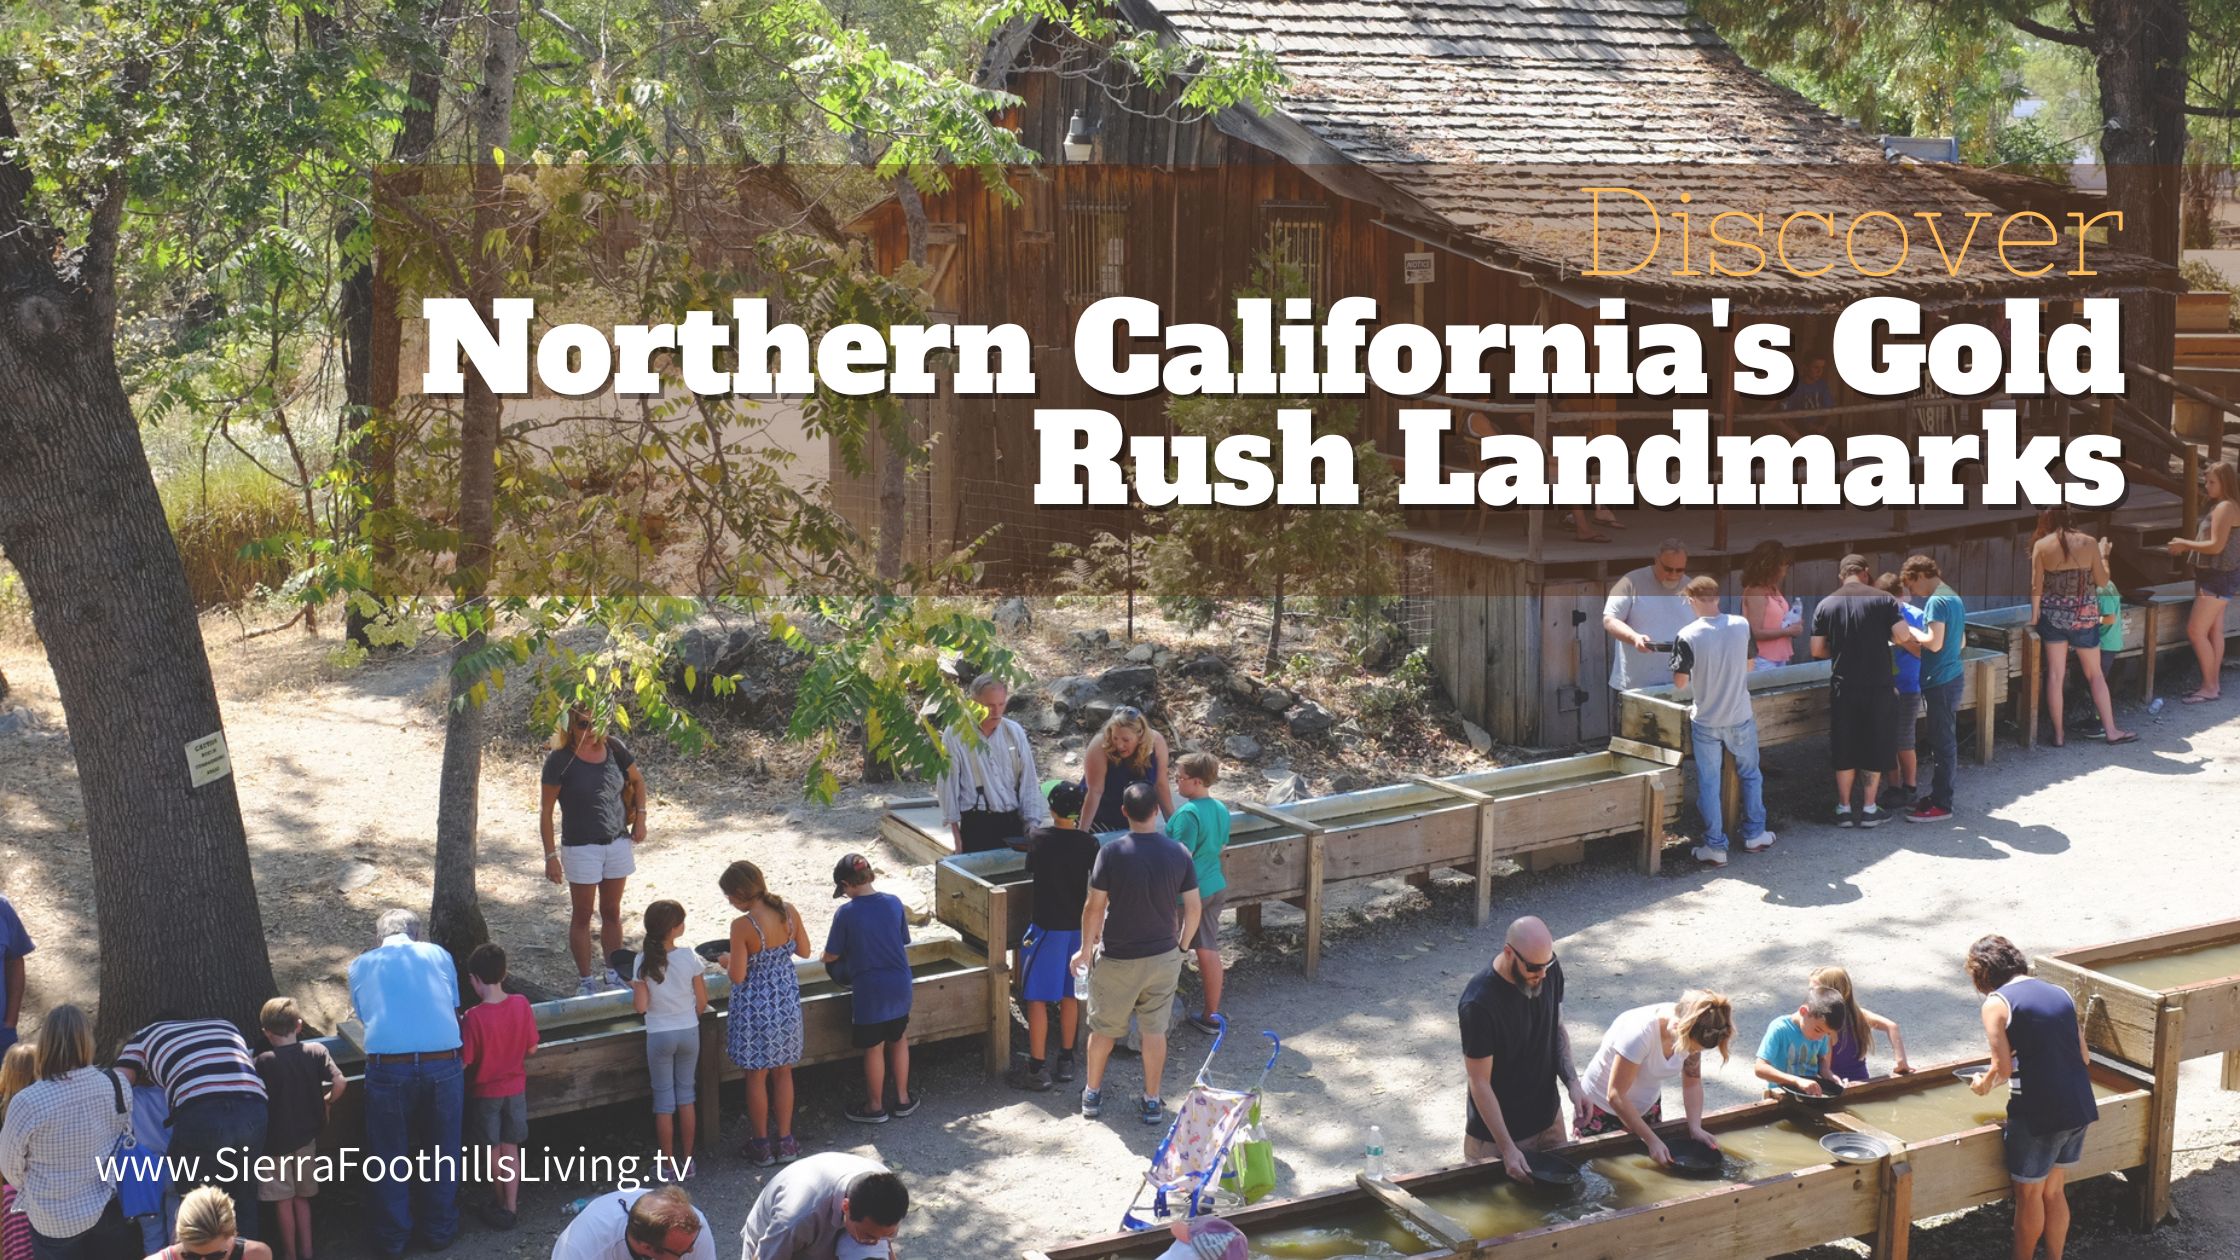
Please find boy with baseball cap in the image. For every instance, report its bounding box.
[824,854,916,1123]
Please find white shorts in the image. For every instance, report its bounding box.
[560,836,635,884]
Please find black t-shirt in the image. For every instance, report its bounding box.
[1811,581,1902,690]
[1089,830,1199,960]
[1457,960,1566,1142]
[541,739,635,846]
[1021,825,1100,931]
[255,1041,334,1155]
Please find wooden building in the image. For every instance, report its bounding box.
[850,0,2192,746]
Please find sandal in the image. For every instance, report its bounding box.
[2105,731,2138,745]
[2181,692,2219,705]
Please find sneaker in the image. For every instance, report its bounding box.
[602,968,628,989]
[1690,845,1729,867]
[1052,1048,1076,1084]
[576,974,606,997]
[1081,1087,1104,1119]
[1833,805,1854,829]
[743,1137,776,1167]
[1906,804,1953,824]
[1140,1095,1165,1125]
[890,1093,921,1118]
[1006,1057,1054,1092]
[1186,1013,1223,1035]
[1857,805,1886,829]
[844,1103,889,1125]
[775,1135,801,1163]
[1742,831,1776,852]
[677,1157,697,1181]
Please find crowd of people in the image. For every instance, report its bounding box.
[1455,917,2095,1260]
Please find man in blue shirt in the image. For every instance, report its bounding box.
[0,894,33,1052]
[1901,556,1967,822]
[347,908,463,1258]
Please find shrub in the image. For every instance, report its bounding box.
[2180,260,2240,331]
[159,462,303,609]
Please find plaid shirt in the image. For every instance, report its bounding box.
[0,1068,129,1237]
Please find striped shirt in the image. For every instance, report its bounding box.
[117,1019,266,1110]
[0,1068,131,1237]
[936,716,1048,828]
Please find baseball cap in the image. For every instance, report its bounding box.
[1046,779,1086,821]
[833,853,875,897]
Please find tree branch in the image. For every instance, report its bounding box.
[1999,6,2094,48]
[2183,101,2240,118]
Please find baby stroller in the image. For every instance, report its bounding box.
[1122,1015,1282,1231]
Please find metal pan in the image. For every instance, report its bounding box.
[1519,1151,1583,1196]
[1664,1136,1724,1177]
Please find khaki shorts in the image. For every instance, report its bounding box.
[1462,1117,1566,1164]
[257,1141,321,1201]
[1190,891,1227,953]
[1086,948,1183,1041]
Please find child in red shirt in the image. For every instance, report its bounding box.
[459,944,539,1229]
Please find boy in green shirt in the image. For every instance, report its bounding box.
[1171,752,1232,1035]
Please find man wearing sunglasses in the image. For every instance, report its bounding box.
[550,1184,715,1260]
[1602,540,1694,693]
[1458,916,1586,1184]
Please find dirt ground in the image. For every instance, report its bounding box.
[1,622,2237,1259]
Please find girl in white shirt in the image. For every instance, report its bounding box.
[633,900,709,1181]
[1577,990,1734,1166]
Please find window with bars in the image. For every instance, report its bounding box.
[1064,199,1129,307]
[1263,203,1330,303]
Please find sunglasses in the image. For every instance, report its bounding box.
[1114,706,1143,721]
[1655,562,1686,579]
[1509,946,1556,974]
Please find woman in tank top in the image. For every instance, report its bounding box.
[2166,461,2240,703]
[2030,510,2132,745]
[1963,935,2097,1260]
[1077,707,1174,835]
[1740,541,1797,670]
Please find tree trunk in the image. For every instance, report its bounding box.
[2090,0,2189,421]
[0,97,277,1044]
[880,176,930,583]
[428,0,521,970]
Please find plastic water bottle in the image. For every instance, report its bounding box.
[561,1196,596,1217]
[2149,696,2166,715]
[1364,1125,1386,1179]
[1073,960,1092,1001]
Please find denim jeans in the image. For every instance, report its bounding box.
[166,1091,268,1243]
[364,1056,465,1255]
[1690,717,1766,850]
[1923,679,1961,809]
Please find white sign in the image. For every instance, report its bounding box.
[1403,252,1435,285]
[186,731,233,788]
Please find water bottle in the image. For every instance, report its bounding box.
[561,1196,596,1217]
[1364,1125,1386,1179]
[2149,696,2166,715]
[1073,959,1092,1001]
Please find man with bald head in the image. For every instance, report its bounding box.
[1457,916,1585,1179]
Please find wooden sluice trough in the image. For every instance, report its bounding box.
[1966,584,2239,746]
[311,934,1003,1152]
[916,743,1682,981]
[1027,1056,2157,1260]
[1616,648,2009,789]
[2038,917,2240,1223]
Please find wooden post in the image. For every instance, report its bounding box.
[1237,801,1327,977]
[2223,1049,2240,1093]
[1405,775,1498,927]
[985,884,1013,1073]
[1972,656,1996,765]
[2184,446,2202,539]
[697,1009,724,1152]
[1638,774,1666,875]
[1357,1175,1474,1252]
[2140,601,2161,704]
[1719,747,1741,831]
[1529,290,1549,564]
[2135,1001,2186,1230]
[1238,903,1263,939]
[1874,1154,1915,1260]
[2020,628,2042,749]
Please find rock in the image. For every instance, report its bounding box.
[1080,698,1116,728]
[1003,690,1036,715]
[1152,649,1175,669]
[992,596,1032,635]
[1060,735,1087,752]
[1287,701,1336,739]
[1461,720,1494,756]
[1222,734,1263,761]
[1070,628,1111,651]
[1034,707,1063,734]
[1048,675,1101,712]
[1096,664,1158,702]
[1265,756,1291,773]
[1123,642,1155,663]
[1226,673,1259,698]
[1192,694,1251,727]
[1262,772,1310,805]
[673,627,723,683]
[1330,773,1365,794]
[335,860,381,893]
[1258,687,1297,714]
[1180,654,1231,679]
[0,708,32,738]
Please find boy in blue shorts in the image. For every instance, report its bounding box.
[826,854,916,1123]
[1007,782,1098,1092]
[1754,986,1847,1098]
